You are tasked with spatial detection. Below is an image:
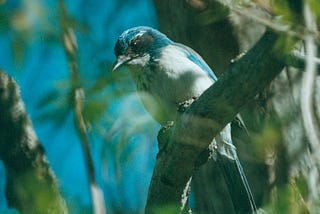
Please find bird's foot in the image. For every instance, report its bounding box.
[162,120,174,130]
[194,140,218,168]
[178,96,197,113]
[157,121,174,158]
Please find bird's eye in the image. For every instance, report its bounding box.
[131,39,142,50]
[130,34,154,53]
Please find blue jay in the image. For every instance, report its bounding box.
[113,26,257,213]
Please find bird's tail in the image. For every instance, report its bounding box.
[217,152,257,214]
[215,125,257,214]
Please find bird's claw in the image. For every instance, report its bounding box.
[162,120,174,130]
[178,96,197,113]
[157,121,174,158]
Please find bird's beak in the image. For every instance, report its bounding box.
[112,55,132,71]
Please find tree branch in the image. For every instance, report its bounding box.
[145,30,287,212]
[0,70,68,214]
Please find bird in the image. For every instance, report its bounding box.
[112,26,257,214]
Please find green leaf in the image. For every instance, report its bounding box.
[195,4,229,26]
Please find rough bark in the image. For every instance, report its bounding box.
[0,70,68,214]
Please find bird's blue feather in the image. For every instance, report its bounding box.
[173,43,218,81]
[186,53,218,81]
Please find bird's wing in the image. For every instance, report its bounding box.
[174,43,218,81]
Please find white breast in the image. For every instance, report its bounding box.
[156,45,215,102]
[128,44,215,124]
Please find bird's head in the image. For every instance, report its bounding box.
[112,26,171,71]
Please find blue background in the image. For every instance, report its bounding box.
[0,0,159,213]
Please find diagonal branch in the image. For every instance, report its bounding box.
[0,70,68,214]
[145,30,288,212]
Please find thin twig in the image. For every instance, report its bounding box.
[74,88,106,214]
[301,1,320,155]
[301,1,320,201]
[292,50,320,66]
[58,1,106,213]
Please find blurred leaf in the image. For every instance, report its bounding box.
[294,173,309,200]
[12,171,67,213]
[252,123,281,153]
[35,105,71,127]
[310,0,320,20]
[1,0,62,66]
[287,0,303,16]
[271,0,304,29]
[83,99,109,123]
[11,35,26,66]
[86,68,114,96]
[265,183,309,214]
[36,89,61,109]
[273,33,298,56]
[272,0,294,21]
[0,11,9,32]
[153,204,181,214]
[87,65,133,97]
[196,4,229,26]
[35,82,72,126]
